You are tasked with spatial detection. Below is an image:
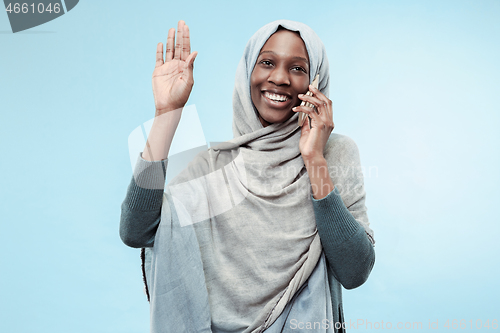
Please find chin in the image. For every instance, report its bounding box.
[263,117,284,125]
[262,112,293,125]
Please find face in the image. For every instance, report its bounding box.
[250,29,310,127]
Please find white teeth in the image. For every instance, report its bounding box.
[264,91,288,102]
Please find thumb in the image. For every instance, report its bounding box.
[185,51,198,71]
[183,51,198,84]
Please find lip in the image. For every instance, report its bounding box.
[261,90,294,109]
[262,89,292,98]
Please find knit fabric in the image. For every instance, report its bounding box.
[120,134,375,333]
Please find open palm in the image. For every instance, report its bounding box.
[152,20,198,115]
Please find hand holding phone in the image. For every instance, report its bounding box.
[298,74,320,127]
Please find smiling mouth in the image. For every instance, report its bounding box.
[262,91,292,108]
[263,91,290,103]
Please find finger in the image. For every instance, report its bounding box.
[300,92,333,123]
[298,94,325,114]
[305,98,333,128]
[292,105,321,124]
[299,90,313,107]
[183,51,198,84]
[309,85,333,115]
[174,20,184,60]
[182,24,191,61]
[166,28,175,62]
[308,84,328,100]
[326,102,333,123]
[155,42,164,68]
[185,51,198,70]
[299,92,316,124]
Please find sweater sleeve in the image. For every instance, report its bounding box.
[119,152,168,248]
[311,134,375,290]
[312,188,375,289]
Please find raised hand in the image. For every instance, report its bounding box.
[152,20,198,116]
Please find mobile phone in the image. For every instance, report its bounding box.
[298,74,320,127]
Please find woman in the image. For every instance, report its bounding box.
[120,19,375,333]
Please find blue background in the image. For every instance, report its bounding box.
[1,0,499,332]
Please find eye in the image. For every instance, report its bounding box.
[259,60,273,66]
[291,66,307,73]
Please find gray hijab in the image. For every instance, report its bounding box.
[147,20,331,333]
[230,19,329,142]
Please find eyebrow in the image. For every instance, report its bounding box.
[258,50,309,64]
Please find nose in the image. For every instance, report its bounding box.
[268,65,290,86]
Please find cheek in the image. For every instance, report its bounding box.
[250,72,258,95]
[250,69,263,87]
[299,78,310,93]
[249,72,261,109]
[291,77,310,94]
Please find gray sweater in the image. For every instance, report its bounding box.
[120,135,375,330]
